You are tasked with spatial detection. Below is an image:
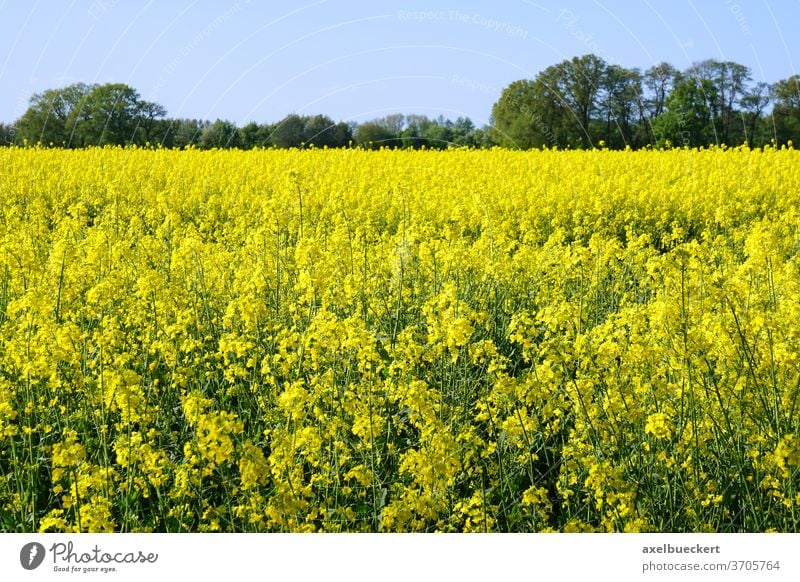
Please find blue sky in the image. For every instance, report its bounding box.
[0,0,797,126]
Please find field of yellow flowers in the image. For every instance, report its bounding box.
[0,145,799,532]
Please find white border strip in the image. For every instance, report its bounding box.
[2,533,798,581]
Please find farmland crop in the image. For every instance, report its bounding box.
[1,145,799,532]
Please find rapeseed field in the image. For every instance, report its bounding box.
[1,145,798,532]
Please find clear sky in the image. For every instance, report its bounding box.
[0,0,797,126]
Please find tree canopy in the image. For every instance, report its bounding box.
[3,61,799,150]
[492,55,799,149]
[15,83,166,147]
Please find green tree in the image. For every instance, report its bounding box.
[739,81,771,146]
[600,64,643,148]
[562,54,606,145]
[68,83,163,146]
[330,121,353,147]
[643,62,678,120]
[771,75,800,145]
[686,60,751,144]
[16,83,166,147]
[303,114,351,147]
[354,121,396,148]
[164,118,206,148]
[421,118,454,149]
[450,117,475,146]
[15,83,93,145]
[491,79,546,148]
[200,119,241,149]
[239,121,272,149]
[270,114,305,148]
[400,115,446,149]
[375,114,405,136]
[653,76,718,147]
[400,114,430,149]
[462,125,492,148]
[135,100,168,144]
[716,61,751,144]
[492,55,609,149]
[640,62,679,144]
[0,123,16,145]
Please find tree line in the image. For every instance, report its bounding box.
[0,82,488,150]
[1,55,798,150]
[492,55,799,149]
